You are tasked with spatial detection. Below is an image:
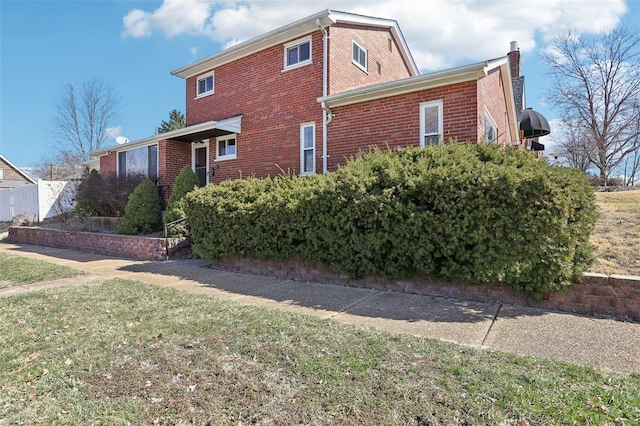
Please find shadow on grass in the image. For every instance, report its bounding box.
[116,259,548,325]
[0,241,575,324]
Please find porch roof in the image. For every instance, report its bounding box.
[89,115,242,157]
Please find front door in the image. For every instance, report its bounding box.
[192,140,209,187]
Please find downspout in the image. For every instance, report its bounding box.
[316,18,331,174]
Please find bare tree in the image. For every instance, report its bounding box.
[549,119,592,172]
[51,78,122,173]
[543,26,640,184]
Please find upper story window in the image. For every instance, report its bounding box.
[419,100,443,147]
[352,40,367,72]
[284,36,311,70]
[484,111,498,143]
[216,134,237,161]
[196,72,214,98]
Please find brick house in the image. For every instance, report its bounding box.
[0,153,36,189]
[92,10,541,206]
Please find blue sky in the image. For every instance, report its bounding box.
[1,0,638,168]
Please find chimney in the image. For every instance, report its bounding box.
[507,40,520,77]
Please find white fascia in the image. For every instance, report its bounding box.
[170,10,419,79]
[89,116,242,157]
[318,58,506,108]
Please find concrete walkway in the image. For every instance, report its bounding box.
[1,240,638,375]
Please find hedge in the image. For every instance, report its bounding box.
[184,144,597,297]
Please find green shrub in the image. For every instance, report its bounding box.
[184,144,598,298]
[117,179,162,235]
[164,166,200,237]
[75,170,145,217]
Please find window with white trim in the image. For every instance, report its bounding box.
[352,40,367,71]
[484,111,498,143]
[300,123,315,175]
[117,144,158,181]
[419,100,443,147]
[216,134,237,161]
[196,72,214,97]
[0,168,3,180]
[284,37,311,70]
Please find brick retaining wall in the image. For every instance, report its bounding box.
[209,257,640,321]
[6,226,639,321]
[7,226,183,261]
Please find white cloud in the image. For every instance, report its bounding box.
[189,46,201,58]
[105,126,122,139]
[122,0,214,39]
[122,0,628,71]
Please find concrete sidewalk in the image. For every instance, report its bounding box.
[1,240,638,375]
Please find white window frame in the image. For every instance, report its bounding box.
[300,122,315,176]
[419,100,444,147]
[0,168,3,180]
[195,71,214,98]
[215,134,237,162]
[484,110,498,143]
[192,139,210,187]
[283,36,312,71]
[352,40,367,72]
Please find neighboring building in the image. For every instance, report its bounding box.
[92,10,547,206]
[0,153,37,189]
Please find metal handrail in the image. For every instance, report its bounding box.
[164,217,189,260]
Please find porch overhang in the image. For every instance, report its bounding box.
[89,115,242,157]
[170,115,242,143]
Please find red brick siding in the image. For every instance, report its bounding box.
[477,68,512,144]
[7,226,182,261]
[158,139,191,205]
[326,81,479,170]
[185,31,325,181]
[99,154,116,176]
[328,24,413,94]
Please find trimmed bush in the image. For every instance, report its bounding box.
[117,178,162,235]
[164,166,200,237]
[184,144,598,298]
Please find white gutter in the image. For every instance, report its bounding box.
[89,115,243,157]
[317,18,330,174]
[318,57,508,108]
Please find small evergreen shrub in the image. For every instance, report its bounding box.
[117,178,162,235]
[184,144,598,298]
[164,166,199,237]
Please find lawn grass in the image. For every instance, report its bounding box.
[591,190,640,276]
[0,252,81,289]
[1,279,638,425]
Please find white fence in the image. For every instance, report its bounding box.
[0,180,75,222]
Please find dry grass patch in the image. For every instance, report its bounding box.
[591,190,640,276]
[1,279,638,425]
